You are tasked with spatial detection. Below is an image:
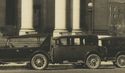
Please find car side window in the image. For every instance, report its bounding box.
[74,38,80,45]
[85,37,98,46]
[60,38,68,45]
[55,39,60,45]
[71,37,85,46]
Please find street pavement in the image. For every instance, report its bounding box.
[0,61,124,73]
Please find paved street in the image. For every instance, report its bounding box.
[0,62,124,73]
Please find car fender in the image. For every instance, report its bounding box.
[30,50,51,61]
[115,51,125,58]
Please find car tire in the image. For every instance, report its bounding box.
[116,55,125,68]
[30,53,49,70]
[86,54,101,69]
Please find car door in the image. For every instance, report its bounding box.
[67,37,90,60]
[66,37,84,60]
[53,37,77,61]
[0,38,19,60]
[0,47,20,60]
[106,39,122,59]
[0,38,32,60]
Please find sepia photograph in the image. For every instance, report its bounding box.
[0,0,125,73]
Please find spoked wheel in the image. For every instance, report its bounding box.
[30,53,49,70]
[116,55,125,68]
[86,54,101,69]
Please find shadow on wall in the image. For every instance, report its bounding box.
[0,26,19,36]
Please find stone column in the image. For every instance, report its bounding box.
[72,0,81,34]
[19,0,36,35]
[53,0,67,37]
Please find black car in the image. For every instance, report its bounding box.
[0,34,51,70]
[51,35,103,69]
[0,34,125,70]
[100,37,125,68]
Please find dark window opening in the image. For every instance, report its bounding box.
[6,0,17,25]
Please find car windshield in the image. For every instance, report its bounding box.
[54,38,68,45]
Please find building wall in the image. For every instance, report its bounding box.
[0,0,125,36]
[0,0,6,27]
[94,0,109,33]
[80,0,87,31]
[33,0,55,34]
[109,0,125,36]
[1,0,55,35]
[93,0,125,35]
[40,0,55,33]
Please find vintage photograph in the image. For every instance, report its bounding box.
[0,0,125,73]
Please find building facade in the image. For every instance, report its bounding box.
[0,0,125,36]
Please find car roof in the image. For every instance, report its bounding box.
[53,34,98,39]
[7,34,98,39]
[7,34,50,39]
[100,36,125,40]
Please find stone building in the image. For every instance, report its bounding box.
[0,0,125,36]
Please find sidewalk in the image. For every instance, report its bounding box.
[0,61,113,68]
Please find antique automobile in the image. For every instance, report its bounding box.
[0,34,51,70]
[0,34,104,70]
[51,35,103,69]
[99,37,125,68]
